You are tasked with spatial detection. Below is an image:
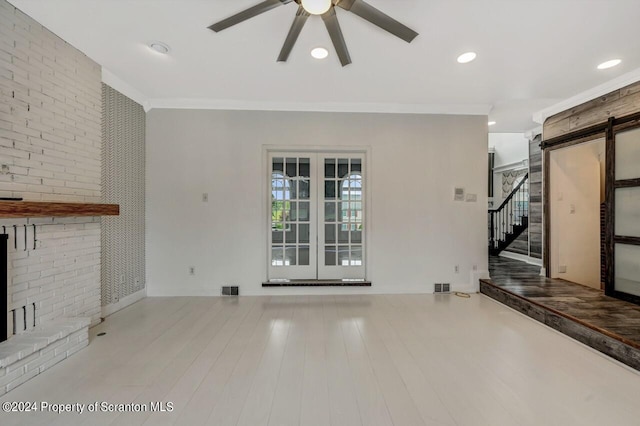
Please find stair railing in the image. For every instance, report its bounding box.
[488,173,529,250]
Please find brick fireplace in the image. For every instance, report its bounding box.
[0,0,103,395]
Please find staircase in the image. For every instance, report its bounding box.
[489,173,529,256]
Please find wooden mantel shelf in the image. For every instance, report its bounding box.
[0,201,119,218]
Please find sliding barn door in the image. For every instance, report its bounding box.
[608,126,640,302]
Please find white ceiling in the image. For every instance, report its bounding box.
[9,0,640,132]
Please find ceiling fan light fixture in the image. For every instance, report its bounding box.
[301,0,332,15]
[311,47,329,59]
[457,52,477,64]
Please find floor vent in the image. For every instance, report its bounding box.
[221,286,239,296]
[434,283,451,293]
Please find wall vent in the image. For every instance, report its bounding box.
[221,286,239,296]
[434,283,451,293]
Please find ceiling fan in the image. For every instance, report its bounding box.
[208,0,419,66]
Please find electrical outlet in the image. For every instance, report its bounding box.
[189,266,195,276]
[202,193,209,202]
[559,265,567,273]
[0,164,9,174]
[472,264,478,271]
[119,274,125,284]
[454,265,459,273]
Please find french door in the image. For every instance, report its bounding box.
[268,152,366,281]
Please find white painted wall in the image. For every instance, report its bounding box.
[489,133,529,168]
[489,133,529,203]
[550,139,604,289]
[146,110,488,296]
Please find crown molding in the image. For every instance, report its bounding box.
[524,126,542,141]
[494,160,528,173]
[101,68,152,112]
[146,98,492,116]
[97,73,492,116]
[533,67,640,125]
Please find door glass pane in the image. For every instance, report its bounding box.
[289,202,297,221]
[325,159,335,178]
[299,224,310,244]
[338,226,349,244]
[339,201,349,222]
[286,158,297,177]
[298,202,310,221]
[289,180,297,199]
[325,224,336,244]
[351,229,362,244]
[273,158,284,172]
[284,247,297,266]
[271,247,283,266]
[615,244,640,296]
[616,187,640,237]
[299,246,310,266]
[338,159,349,178]
[338,246,349,265]
[299,158,310,178]
[351,246,363,265]
[272,229,283,244]
[325,181,336,199]
[285,224,297,244]
[272,201,282,223]
[324,202,336,222]
[299,179,310,199]
[616,127,640,180]
[283,202,293,222]
[325,246,336,265]
[351,158,361,172]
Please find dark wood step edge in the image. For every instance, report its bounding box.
[479,278,640,351]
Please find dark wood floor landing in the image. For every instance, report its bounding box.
[481,256,640,372]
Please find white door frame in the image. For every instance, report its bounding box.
[263,145,371,282]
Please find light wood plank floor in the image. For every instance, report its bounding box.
[2,294,640,425]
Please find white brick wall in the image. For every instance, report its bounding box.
[0,317,90,396]
[0,1,101,203]
[0,0,103,339]
[3,218,101,335]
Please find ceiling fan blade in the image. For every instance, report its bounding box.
[337,0,418,43]
[322,8,351,67]
[209,0,294,32]
[278,6,310,62]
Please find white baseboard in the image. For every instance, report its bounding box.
[499,251,543,266]
[101,288,147,318]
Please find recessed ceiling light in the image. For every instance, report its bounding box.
[597,59,621,70]
[311,47,329,60]
[149,41,170,54]
[457,52,477,64]
[488,121,496,126]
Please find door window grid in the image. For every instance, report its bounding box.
[324,158,363,266]
[271,157,311,267]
